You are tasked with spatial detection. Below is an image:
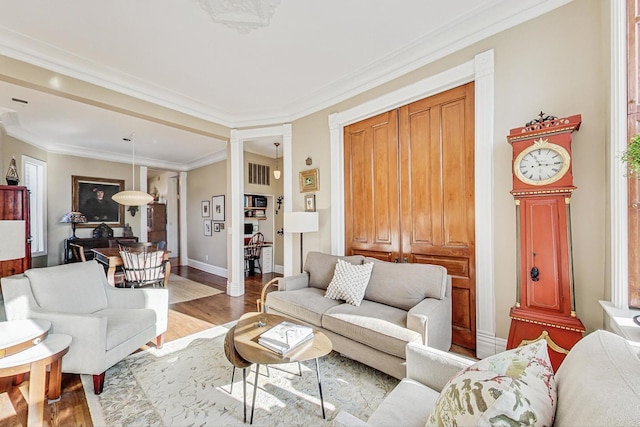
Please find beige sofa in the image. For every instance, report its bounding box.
[265,252,452,379]
[1,261,168,393]
[336,329,640,426]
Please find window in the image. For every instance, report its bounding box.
[22,155,47,256]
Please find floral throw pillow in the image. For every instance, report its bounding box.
[427,340,556,427]
[324,259,374,306]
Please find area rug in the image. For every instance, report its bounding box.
[167,275,223,305]
[82,324,399,426]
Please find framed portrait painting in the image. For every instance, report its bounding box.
[72,175,125,227]
[212,195,225,221]
[299,169,319,192]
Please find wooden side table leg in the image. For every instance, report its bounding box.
[27,360,47,427]
[163,261,171,287]
[47,357,63,401]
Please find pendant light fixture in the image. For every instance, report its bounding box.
[273,142,281,180]
[112,134,154,207]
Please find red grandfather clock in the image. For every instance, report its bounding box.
[506,112,585,372]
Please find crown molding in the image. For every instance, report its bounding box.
[0,0,572,129]
[1,119,227,171]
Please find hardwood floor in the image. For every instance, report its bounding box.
[0,265,279,427]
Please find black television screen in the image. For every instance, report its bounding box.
[244,223,254,234]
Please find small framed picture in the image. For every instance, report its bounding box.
[212,195,225,221]
[201,200,210,217]
[299,168,319,192]
[204,219,212,236]
[214,222,221,232]
[305,194,316,212]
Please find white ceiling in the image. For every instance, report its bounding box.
[0,0,571,171]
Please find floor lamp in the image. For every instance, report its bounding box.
[284,211,319,273]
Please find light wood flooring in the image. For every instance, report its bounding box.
[0,264,474,426]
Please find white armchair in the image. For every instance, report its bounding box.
[1,261,168,394]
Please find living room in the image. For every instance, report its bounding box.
[1,1,638,425]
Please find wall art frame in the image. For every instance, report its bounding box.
[212,195,225,221]
[201,200,210,217]
[299,168,319,192]
[204,219,212,236]
[72,175,125,227]
[304,194,316,212]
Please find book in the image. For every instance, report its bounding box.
[258,332,313,355]
[258,321,314,354]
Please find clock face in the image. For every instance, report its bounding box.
[514,140,571,186]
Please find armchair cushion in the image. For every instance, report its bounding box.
[304,251,364,290]
[25,261,108,314]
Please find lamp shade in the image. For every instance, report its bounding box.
[284,211,319,233]
[112,190,154,206]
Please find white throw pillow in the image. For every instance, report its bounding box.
[426,340,557,427]
[324,259,374,306]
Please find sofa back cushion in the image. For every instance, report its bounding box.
[554,330,640,426]
[363,257,447,310]
[26,261,109,314]
[304,252,364,290]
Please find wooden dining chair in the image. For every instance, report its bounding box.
[68,243,87,262]
[118,243,165,288]
[244,232,265,275]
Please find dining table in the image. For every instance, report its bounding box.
[91,247,171,287]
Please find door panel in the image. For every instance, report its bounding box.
[344,111,400,261]
[401,83,476,350]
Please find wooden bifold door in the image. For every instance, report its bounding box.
[344,83,476,350]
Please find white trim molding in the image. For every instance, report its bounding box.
[329,49,497,357]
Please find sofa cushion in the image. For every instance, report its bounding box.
[99,308,157,350]
[266,287,342,327]
[367,378,439,427]
[325,259,374,306]
[363,258,447,311]
[554,330,640,426]
[322,300,421,358]
[304,252,364,290]
[427,340,556,427]
[26,261,109,314]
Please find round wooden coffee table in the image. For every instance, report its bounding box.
[234,312,332,424]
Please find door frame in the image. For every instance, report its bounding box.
[329,49,497,358]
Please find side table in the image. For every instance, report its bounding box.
[0,321,71,427]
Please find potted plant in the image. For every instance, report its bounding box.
[622,134,640,176]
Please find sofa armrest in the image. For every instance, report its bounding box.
[278,273,310,291]
[105,286,169,336]
[407,293,452,351]
[1,274,38,320]
[405,342,474,392]
[334,410,372,426]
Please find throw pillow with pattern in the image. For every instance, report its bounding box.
[324,259,374,306]
[426,339,556,427]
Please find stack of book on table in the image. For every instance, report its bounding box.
[258,321,314,355]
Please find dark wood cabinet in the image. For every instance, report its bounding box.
[63,237,138,263]
[147,202,166,243]
[0,185,31,280]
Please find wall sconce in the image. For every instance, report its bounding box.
[276,195,283,214]
[127,206,139,216]
[305,157,312,166]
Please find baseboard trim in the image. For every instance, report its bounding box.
[476,330,507,359]
[187,259,228,278]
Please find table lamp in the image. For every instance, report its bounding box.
[60,211,87,239]
[284,211,319,273]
